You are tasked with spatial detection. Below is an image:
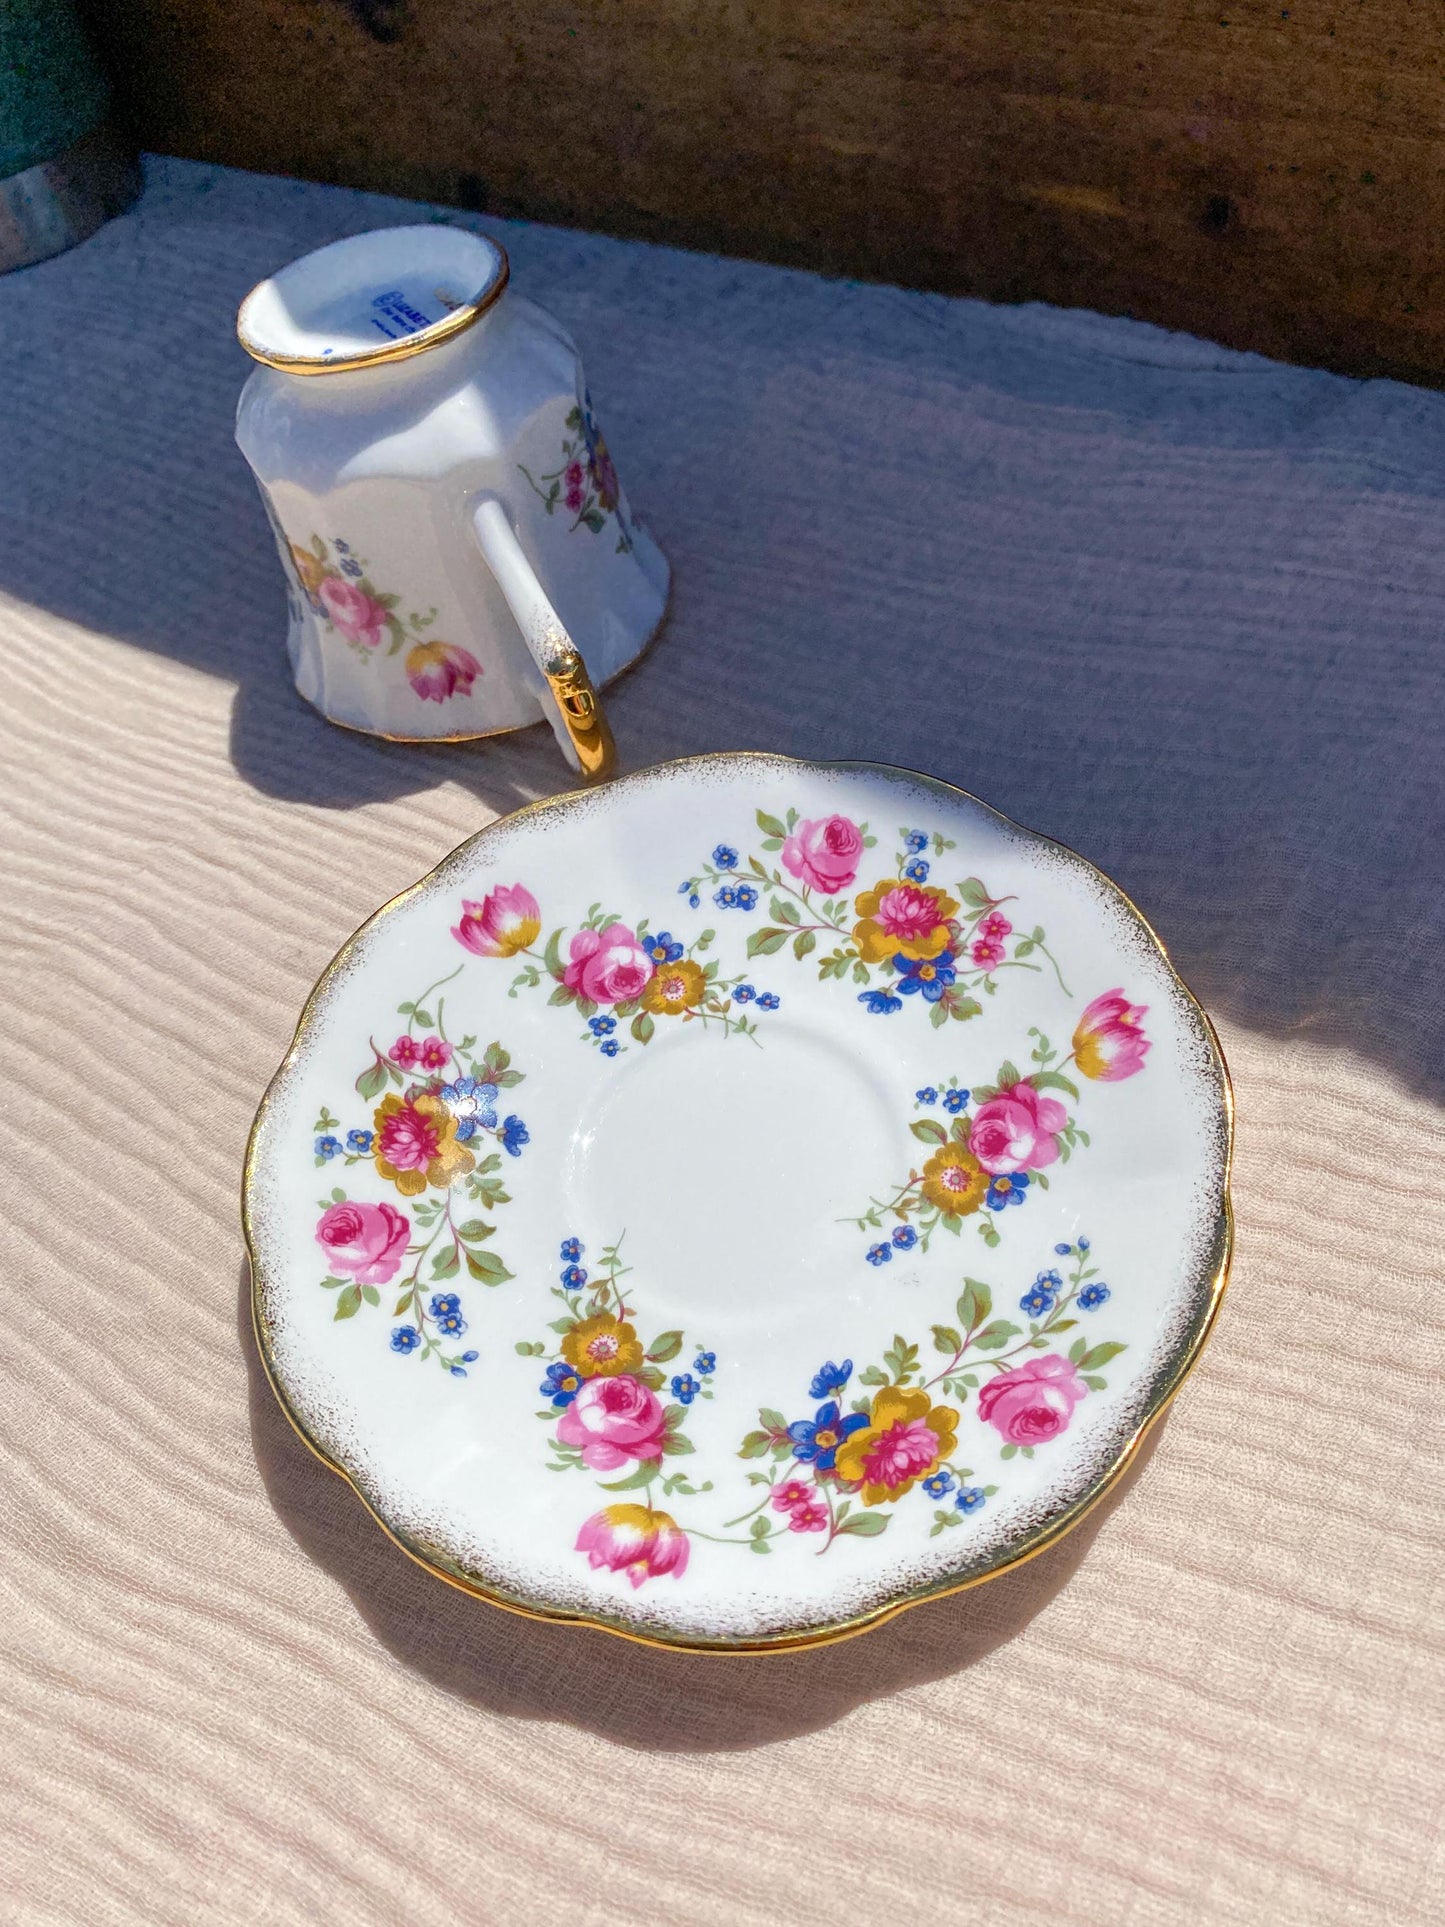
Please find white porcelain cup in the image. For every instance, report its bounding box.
[235,225,669,774]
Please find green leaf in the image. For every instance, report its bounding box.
[758,1408,787,1433]
[999,1442,1018,1460]
[514,1340,545,1356]
[543,927,565,978]
[974,1319,1021,1350]
[318,1275,348,1290]
[950,996,983,1022]
[931,1324,963,1354]
[739,1430,771,1459]
[1030,1070,1081,1100]
[1069,1337,1088,1364]
[647,1330,684,1363]
[769,895,801,926]
[837,1511,889,1536]
[997,1059,1021,1089]
[957,1280,992,1329]
[747,927,788,957]
[910,1117,948,1145]
[637,1364,665,1390]
[859,1364,889,1387]
[360,1285,380,1307]
[660,1432,695,1455]
[1082,1374,1108,1391]
[394,1291,413,1314]
[930,1002,949,1028]
[1080,1341,1127,1370]
[793,929,816,960]
[631,1011,655,1044]
[411,1008,434,1027]
[547,984,576,1006]
[466,1248,513,1285]
[598,1463,658,1492]
[979,1220,1001,1248]
[431,1244,460,1279]
[456,1219,493,1242]
[756,809,787,838]
[959,876,991,909]
[356,1058,387,1101]
[333,1283,362,1321]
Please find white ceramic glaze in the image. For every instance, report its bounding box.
[245,756,1232,1652]
[235,226,668,752]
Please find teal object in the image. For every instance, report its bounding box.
[0,0,111,176]
[0,0,138,271]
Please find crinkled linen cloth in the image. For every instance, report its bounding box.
[1,158,1441,1927]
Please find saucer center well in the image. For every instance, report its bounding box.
[565,1019,899,1342]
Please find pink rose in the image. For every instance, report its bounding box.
[406,641,481,703]
[452,884,541,959]
[977,1355,1088,1445]
[318,576,389,648]
[1073,989,1151,1082]
[968,1082,1068,1175]
[576,1505,689,1588]
[781,814,865,895]
[556,1374,667,1470]
[314,1200,410,1285]
[563,922,654,1005]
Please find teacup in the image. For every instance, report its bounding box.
[235,225,669,775]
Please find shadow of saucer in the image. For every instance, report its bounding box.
[240,1264,1164,1750]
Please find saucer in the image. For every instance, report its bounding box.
[244,754,1232,1652]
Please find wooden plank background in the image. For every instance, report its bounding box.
[87,2,1445,383]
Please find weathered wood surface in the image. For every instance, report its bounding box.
[88,1,1445,383]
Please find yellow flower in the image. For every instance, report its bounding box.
[290,542,329,601]
[920,1142,987,1216]
[834,1387,958,1505]
[641,957,706,1016]
[851,878,960,963]
[372,1092,475,1197]
[561,1311,645,1379]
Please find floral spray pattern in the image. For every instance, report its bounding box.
[519,391,635,554]
[309,963,530,1373]
[287,532,482,705]
[845,992,1150,1260]
[733,1235,1124,1554]
[452,882,783,1055]
[521,1234,738,1590]
[676,811,1070,1023]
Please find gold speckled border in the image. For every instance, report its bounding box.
[242,753,1235,1655]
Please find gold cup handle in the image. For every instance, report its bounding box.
[472,497,616,780]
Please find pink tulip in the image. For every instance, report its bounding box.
[576,1505,690,1588]
[1073,990,1151,1082]
[405,641,481,703]
[452,884,541,959]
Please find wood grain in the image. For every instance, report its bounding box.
[86,0,1445,384]
[1,159,1443,1925]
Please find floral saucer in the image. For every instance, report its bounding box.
[244,754,1232,1652]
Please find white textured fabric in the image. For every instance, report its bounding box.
[0,158,1441,1926]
